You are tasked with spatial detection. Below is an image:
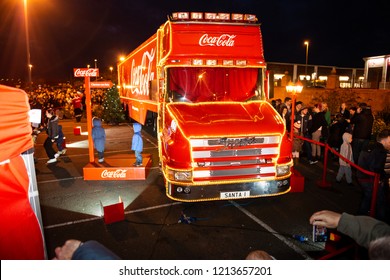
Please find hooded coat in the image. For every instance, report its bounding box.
[131,123,143,152]
[339,132,353,166]
[92,118,106,153]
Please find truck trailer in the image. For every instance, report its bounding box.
[118,12,292,202]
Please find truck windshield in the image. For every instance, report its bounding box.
[167,67,263,103]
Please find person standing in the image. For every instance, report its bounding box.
[92,117,106,163]
[357,129,390,222]
[297,106,313,162]
[336,132,354,185]
[43,109,59,164]
[54,124,67,158]
[131,122,143,166]
[72,92,83,122]
[351,103,374,164]
[308,104,328,164]
[327,113,348,155]
[278,105,290,133]
[339,102,350,120]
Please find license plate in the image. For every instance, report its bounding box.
[220,190,250,199]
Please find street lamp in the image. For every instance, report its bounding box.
[109,66,113,81]
[23,0,32,90]
[304,41,309,80]
[94,59,98,80]
[286,80,303,141]
[28,64,33,89]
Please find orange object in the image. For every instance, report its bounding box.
[290,169,305,192]
[101,197,124,224]
[73,126,81,135]
[0,85,44,259]
[83,154,152,180]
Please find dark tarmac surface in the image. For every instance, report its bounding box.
[33,119,364,260]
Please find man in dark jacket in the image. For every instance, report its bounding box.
[351,103,374,163]
[357,129,390,222]
[43,109,59,164]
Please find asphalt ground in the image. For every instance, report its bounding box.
[33,118,364,260]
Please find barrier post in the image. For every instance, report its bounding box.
[370,174,380,218]
[318,144,331,188]
[84,76,94,163]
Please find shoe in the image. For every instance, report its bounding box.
[98,158,104,163]
[46,158,57,164]
[54,153,60,158]
[60,148,67,155]
[309,160,318,165]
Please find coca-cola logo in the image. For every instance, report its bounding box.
[101,169,127,179]
[199,34,236,47]
[130,49,155,96]
[74,68,99,77]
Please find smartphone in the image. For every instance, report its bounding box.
[312,224,328,242]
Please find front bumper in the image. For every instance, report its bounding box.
[166,178,290,202]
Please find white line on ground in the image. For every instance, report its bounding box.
[43,202,182,229]
[230,200,312,260]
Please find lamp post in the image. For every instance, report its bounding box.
[304,41,309,80]
[286,80,303,141]
[94,59,98,80]
[28,64,33,90]
[109,66,113,81]
[23,0,32,91]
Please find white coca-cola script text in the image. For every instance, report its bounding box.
[131,49,155,96]
[101,169,128,179]
[199,34,236,47]
[74,68,99,77]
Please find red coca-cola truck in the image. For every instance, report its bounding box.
[118,12,292,202]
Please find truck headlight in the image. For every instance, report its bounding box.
[167,169,192,182]
[276,164,291,177]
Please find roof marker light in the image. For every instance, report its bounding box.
[223,60,234,66]
[191,12,203,20]
[217,13,230,20]
[172,12,189,20]
[231,13,244,21]
[244,14,257,22]
[205,13,217,20]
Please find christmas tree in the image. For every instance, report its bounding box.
[101,85,126,125]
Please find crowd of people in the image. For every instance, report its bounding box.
[271,97,390,224]
[27,84,106,121]
[271,98,376,165]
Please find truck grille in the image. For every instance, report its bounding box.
[190,136,280,181]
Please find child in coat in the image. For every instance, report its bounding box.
[132,123,143,166]
[336,132,353,184]
[92,117,106,163]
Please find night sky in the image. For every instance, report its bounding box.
[1,0,389,82]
